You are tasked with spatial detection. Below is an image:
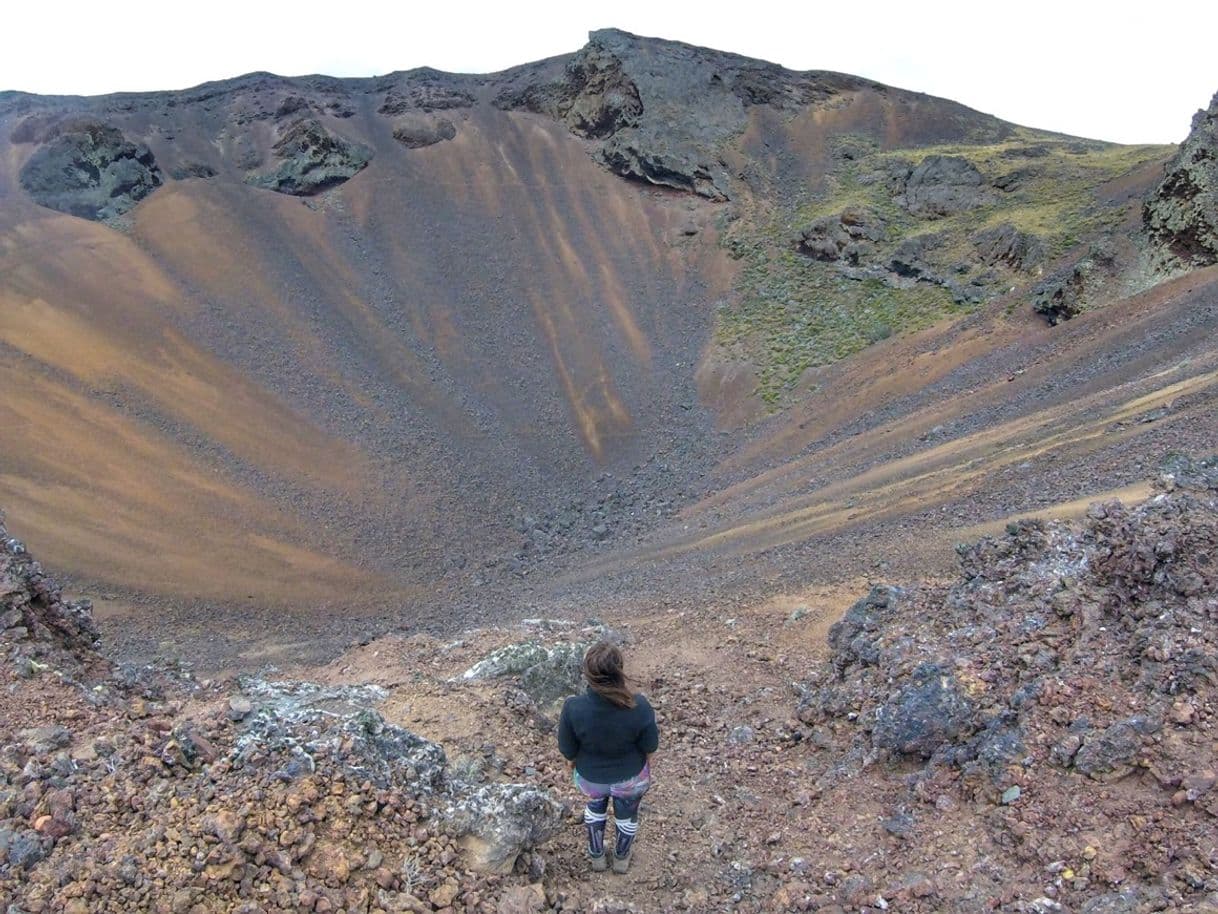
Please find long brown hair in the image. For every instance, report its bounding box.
[583,641,635,709]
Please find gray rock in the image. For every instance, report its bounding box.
[1073,718,1144,779]
[5,830,48,869]
[827,585,902,674]
[19,121,162,220]
[518,643,585,706]
[970,223,1046,271]
[245,118,372,195]
[872,663,976,757]
[443,782,565,874]
[1033,242,1116,324]
[1159,454,1218,492]
[900,155,993,216]
[20,725,71,754]
[462,642,550,680]
[392,114,458,149]
[1144,90,1218,266]
[728,725,755,745]
[796,207,886,264]
[227,695,253,721]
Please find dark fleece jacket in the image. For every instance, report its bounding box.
[558,688,659,783]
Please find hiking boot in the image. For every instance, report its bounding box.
[589,852,608,872]
[611,845,633,874]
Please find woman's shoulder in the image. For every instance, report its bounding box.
[633,693,654,713]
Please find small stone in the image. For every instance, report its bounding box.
[228,696,254,721]
[430,882,459,908]
[1001,786,1022,805]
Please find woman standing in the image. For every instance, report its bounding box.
[557,642,660,874]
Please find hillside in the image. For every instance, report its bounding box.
[4,460,1217,912]
[0,31,1215,673]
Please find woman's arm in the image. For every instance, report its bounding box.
[557,698,579,761]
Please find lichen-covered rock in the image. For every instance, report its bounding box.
[898,154,993,217]
[392,114,458,149]
[18,121,162,220]
[462,641,550,680]
[463,640,587,710]
[1144,90,1218,266]
[246,117,372,195]
[443,782,564,874]
[518,642,585,706]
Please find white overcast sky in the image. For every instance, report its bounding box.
[4,0,1215,145]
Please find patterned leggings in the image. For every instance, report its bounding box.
[574,764,651,856]
[574,762,651,819]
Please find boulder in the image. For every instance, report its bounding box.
[1072,718,1146,780]
[1144,90,1218,266]
[518,643,585,706]
[1033,242,1116,324]
[872,664,976,757]
[246,118,372,195]
[392,114,458,149]
[900,154,993,216]
[971,222,1046,271]
[19,121,162,220]
[444,783,565,873]
[796,207,886,264]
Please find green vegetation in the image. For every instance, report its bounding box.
[716,129,1173,407]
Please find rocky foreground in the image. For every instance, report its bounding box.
[3,458,1218,913]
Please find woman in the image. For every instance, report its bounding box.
[557,641,659,874]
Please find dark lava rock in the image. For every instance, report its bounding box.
[899,155,993,217]
[274,95,311,119]
[971,222,1046,271]
[826,585,902,674]
[496,28,864,200]
[1161,453,1218,491]
[392,114,458,149]
[246,117,372,195]
[796,206,886,264]
[4,830,49,870]
[170,162,218,180]
[1144,90,1218,266]
[380,83,475,116]
[888,233,946,280]
[872,663,977,758]
[992,166,1041,192]
[19,121,162,220]
[1033,242,1116,325]
[1072,718,1146,779]
[2,512,99,652]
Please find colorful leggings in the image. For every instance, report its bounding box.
[574,762,651,820]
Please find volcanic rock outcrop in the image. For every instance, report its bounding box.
[798,456,1218,911]
[0,517,565,910]
[897,154,994,217]
[495,29,883,200]
[796,207,887,264]
[1144,91,1218,266]
[392,113,458,149]
[17,120,162,220]
[246,117,372,195]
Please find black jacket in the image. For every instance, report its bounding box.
[558,688,659,783]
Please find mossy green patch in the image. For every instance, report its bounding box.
[716,128,1173,408]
